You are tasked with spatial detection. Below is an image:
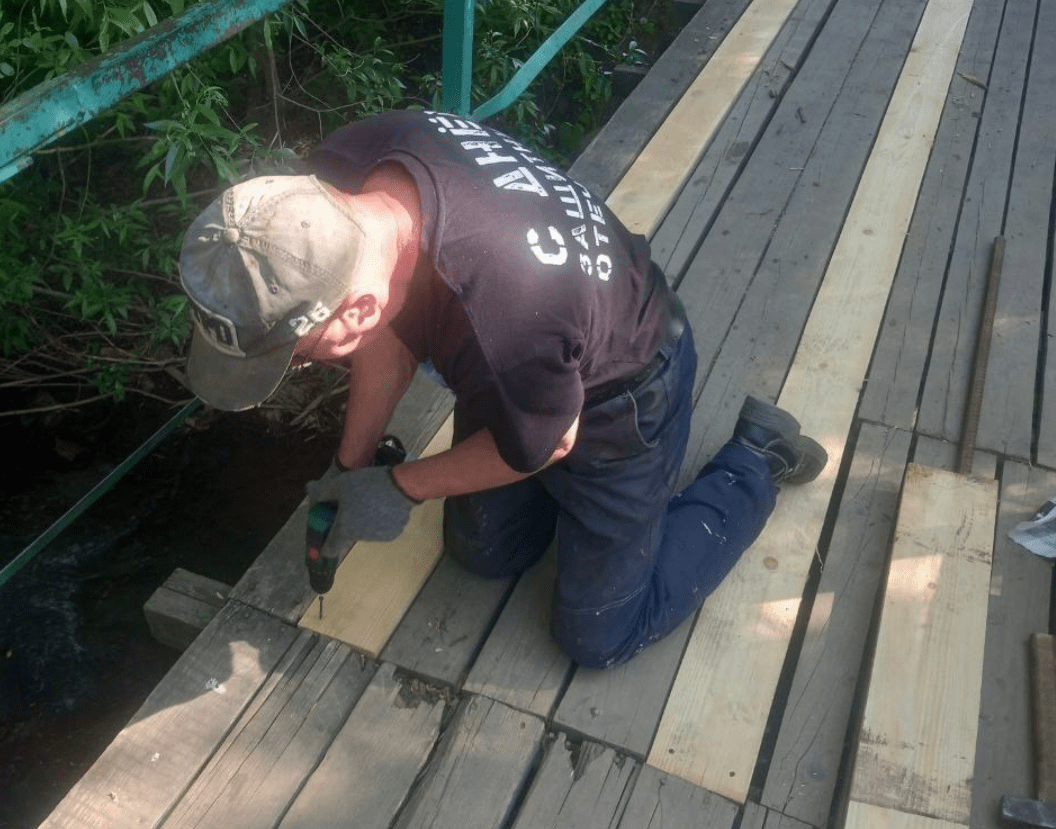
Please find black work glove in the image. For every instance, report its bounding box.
[305,466,419,557]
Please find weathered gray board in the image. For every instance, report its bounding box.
[394,696,546,829]
[971,461,1056,827]
[553,613,693,757]
[976,0,1056,461]
[144,567,231,652]
[650,0,838,281]
[381,554,514,686]
[681,0,932,471]
[741,802,817,829]
[568,0,754,200]
[1046,259,1056,468]
[41,603,298,829]
[760,423,913,827]
[915,0,1036,448]
[162,635,374,829]
[616,765,740,828]
[510,736,639,828]
[463,545,574,719]
[230,370,452,622]
[278,661,448,829]
[857,0,1004,432]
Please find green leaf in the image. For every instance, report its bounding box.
[163,141,179,181]
[142,1,157,27]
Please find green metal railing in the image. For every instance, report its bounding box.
[0,0,610,582]
[443,0,612,120]
[0,0,613,181]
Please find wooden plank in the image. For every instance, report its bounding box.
[381,554,515,686]
[394,696,545,829]
[761,424,912,826]
[553,613,693,757]
[511,735,639,828]
[162,634,373,829]
[41,602,299,829]
[858,0,1005,430]
[558,0,918,756]
[848,464,997,824]
[651,0,837,278]
[971,461,1056,828]
[742,802,816,829]
[606,0,800,237]
[682,0,931,469]
[976,0,1056,460]
[463,545,573,718]
[615,765,739,828]
[648,0,973,801]
[297,414,453,657]
[915,0,1036,447]
[674,0,922,432]
[231,370,452,622]
[144,568,230,652]
[568,0,754,200]
[844,800,965,829]
[278,661,447,829]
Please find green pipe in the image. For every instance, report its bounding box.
[0,0,292,184]
[0,398,201,590]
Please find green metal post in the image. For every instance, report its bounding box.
[0,0,293,184]
[442,0,475,115]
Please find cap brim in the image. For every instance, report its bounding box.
[186,325,296,411]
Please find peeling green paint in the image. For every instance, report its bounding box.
[0,0,291,184]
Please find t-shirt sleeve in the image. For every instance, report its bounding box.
[464,335,584,473]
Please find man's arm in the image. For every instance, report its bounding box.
[336,327,419,469]
[391,415,579,502]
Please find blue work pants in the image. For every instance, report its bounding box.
[443,325,777,668]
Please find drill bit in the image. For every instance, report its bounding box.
[318,594,324,620]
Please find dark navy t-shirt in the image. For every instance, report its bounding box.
[311,110,666,473]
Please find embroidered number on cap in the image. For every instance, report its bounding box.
[289,302,333,337]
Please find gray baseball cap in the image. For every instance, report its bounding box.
[179,175,365,410]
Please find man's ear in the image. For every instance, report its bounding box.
[340,293,379,333]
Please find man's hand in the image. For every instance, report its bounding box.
[305,466,419,556]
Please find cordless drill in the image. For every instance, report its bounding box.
[305,435,407,619]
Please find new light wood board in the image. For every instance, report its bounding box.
[298,414,453,657]
[647,0,973,801]
[849,464,996,824]
[606,0,800,237]
[844,800,965,829]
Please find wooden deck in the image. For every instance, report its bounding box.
[40,0,1056,826]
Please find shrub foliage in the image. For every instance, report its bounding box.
[0,0,665,414]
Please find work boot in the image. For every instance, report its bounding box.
[732,396,827,485]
